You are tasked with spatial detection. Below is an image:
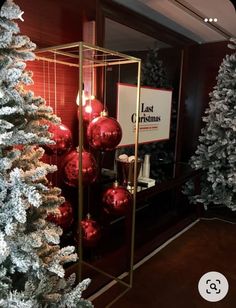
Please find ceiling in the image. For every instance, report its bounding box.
[105,19,170,51]
[105,0,236,51]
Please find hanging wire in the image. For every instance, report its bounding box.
[91,55,95,99]
[88,56,93,123]
[53,52,57,116]
[114,59,122,178]
[43,60,46,99]
[47,59,51,107]
[46,58,53,184]
[53,52,58,186]
[87,59,94,216]
[103,54,107,111]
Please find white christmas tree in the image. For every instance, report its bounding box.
[188,38,236,211]
[0,1,92,306]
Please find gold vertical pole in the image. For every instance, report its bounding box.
[78,42,84,282]
[173,49,184,178]
[129,60,141,287]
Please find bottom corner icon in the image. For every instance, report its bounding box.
[198,271,229,302]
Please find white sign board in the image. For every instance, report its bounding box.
[117,83,172,146]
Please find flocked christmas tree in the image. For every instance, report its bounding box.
[0,1,92,306]
[186,38,236,211]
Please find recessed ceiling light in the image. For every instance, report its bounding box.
[214,18,218,22]
[209,18,213,22]
[204,18,208,22]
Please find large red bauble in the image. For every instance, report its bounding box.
[62,150,97,187]
[44,122,72,155]
[47,200,73,230]
[87,114,122,151]
[78,98,104,122]
[102,182,132,216]
[81,214,101,248]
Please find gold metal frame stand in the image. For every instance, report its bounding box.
[36,42,141,307]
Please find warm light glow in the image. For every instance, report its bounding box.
[209,18,213,22]
[84,105,92,114]
[76,90,96,106]
[204,18,208,22]
[76,90,86,106]
[214,18,218,22]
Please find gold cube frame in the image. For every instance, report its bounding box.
[36,42,141,307]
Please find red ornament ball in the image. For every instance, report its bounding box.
[81,214,101,248]
[87,113,122,151]
[78,98,104,122]
[62,150,97,187]
[102,182,132,216]
[44,122,72,155]
[47,200,73,230]
[14,144,24,151]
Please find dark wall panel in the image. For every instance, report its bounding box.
[181,41,233,162]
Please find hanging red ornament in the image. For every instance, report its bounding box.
[102,181,132,216]
[47,200,73,230]
[87,111,122,151]
[14,144,24,151]
[77,97,104,122]
[81,214,101,248]
[43,122,72,155]
[62,149,97,187]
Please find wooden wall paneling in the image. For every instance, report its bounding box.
[16,0,89,47]
[27,59,79,190]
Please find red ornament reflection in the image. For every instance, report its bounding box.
[44,122,72,155]
[62,150,97,187]
[77,98,104,122]
[102,182,132,216]
[87,113,122,151]
[47,200,73,230]
[81,214,101,248]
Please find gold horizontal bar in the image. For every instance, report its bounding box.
[53,50,80,59]
[52,50,107,65]
[52,50,137,66]
[35,41,82,53]
[82,42,141,62]
[100,57,130,62]
[36,55,139,68]
[82,261,131,288]
[35,55,79,68]
[103,59,139,66]
[36,41,141,63]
